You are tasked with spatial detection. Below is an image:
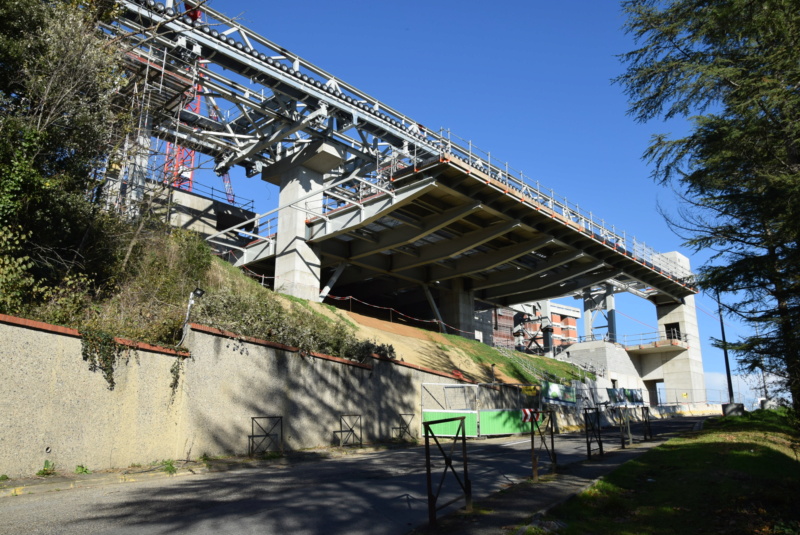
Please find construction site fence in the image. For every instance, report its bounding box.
[421,383,541,437]
[658,388,735,406]
[421,409,547,438]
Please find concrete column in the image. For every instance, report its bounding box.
[655,252,706,402]
[440,278,475,338]
[274,166,323,301]
[582,288,594,340]
[605,284,617,343]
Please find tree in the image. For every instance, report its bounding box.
[0,0,133,309]
[616,0,800,413]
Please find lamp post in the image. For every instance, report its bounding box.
[178,287,205,347]
[715,288,735,404]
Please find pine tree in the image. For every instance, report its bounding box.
[616,0,800,412]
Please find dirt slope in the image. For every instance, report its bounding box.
[309,303,516,383]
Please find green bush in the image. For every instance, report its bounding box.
[195,261,394,362]
[0,226,35,315]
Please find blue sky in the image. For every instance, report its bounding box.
[190,0,759,404]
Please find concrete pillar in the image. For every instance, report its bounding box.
[654,252,706,402]
[605,284,617,343]
[274,166,323,301]
[582,288,594,340]
[440,278,475,338]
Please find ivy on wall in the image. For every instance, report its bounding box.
[80,329,124,390]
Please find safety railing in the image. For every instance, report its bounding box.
[248,416,283,457]
[621,331,691,346]
[423,417,472,526]
[335,414,362,447]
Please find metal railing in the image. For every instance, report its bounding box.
[579,387,742,407]
[423,416,472,526]
[621,331,690,346]
[248,416,283,457]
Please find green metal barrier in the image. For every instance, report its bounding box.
[478,409,533,435]
[422,411,478,437]
[423,409,546,437]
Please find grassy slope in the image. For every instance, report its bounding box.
[205,258,587,385]
[543,409,800,535]
[21,221,587,386]
[439,333,589,385]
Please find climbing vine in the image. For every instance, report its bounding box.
[169,356,186,397]
[80,328,123,390]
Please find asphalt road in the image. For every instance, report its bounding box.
[0,416,702,535]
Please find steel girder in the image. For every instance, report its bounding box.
[105,0,696,310]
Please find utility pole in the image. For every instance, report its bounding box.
[716,289,735,404]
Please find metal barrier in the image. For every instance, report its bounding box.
[393,413,415,441]
[583,407,604,459]
[248,416,283,457]
[423,417,472,526]
[641,407,653,441]
[610,407,634,448]
[529,409,557,481]
[336,414,362,447]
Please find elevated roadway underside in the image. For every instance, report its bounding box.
[240,154,695,321]
[105,0,697,332]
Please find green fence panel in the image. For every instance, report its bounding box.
[479,409,531,435]
[422,411,478,437]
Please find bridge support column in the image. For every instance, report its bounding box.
[605,284,617,343]
[274,166,323,301]
[582,285,617,342]
[654,252,705,403]
[440,279,475,338]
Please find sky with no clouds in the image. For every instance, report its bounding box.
[187,0,762,405]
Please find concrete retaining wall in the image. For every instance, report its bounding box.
[0,316,464,478]
[0,315,723,479]
[0,316,186,478]
[179,324,467,456]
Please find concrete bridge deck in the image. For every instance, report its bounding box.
[237,151,694,319]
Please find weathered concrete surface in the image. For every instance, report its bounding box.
[0,315,463,478]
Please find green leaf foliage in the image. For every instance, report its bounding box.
[617,0,800,414]
[0,0,133,311]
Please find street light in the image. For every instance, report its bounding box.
[178,287,205,347]
[715,288,735,404]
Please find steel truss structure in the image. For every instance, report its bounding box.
[103,0,696,312]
